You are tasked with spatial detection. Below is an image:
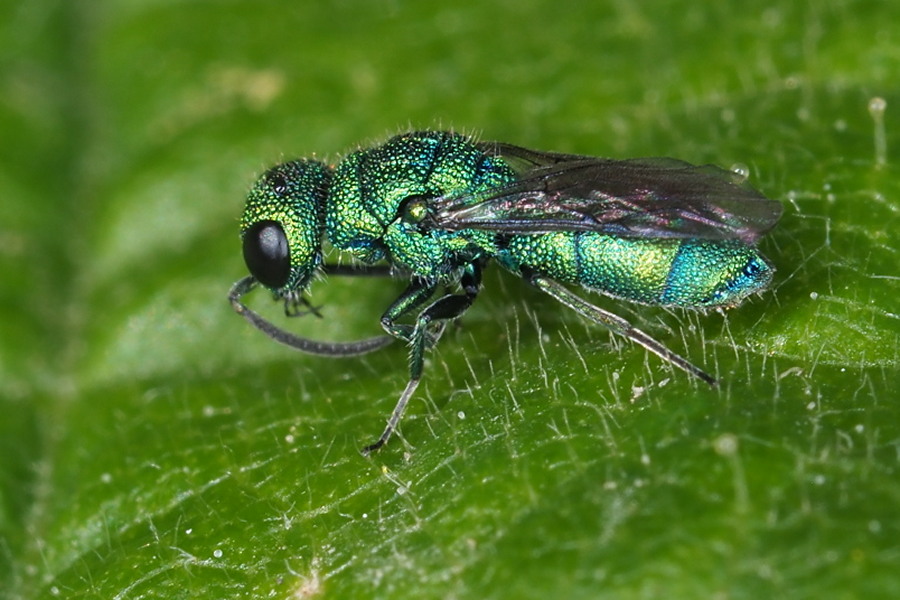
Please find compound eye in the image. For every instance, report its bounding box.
[242,220,291,288]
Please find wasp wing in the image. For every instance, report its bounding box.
[430,142,782,244]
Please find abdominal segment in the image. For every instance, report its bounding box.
[500,232,765,308]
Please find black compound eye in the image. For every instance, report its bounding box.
[243,220,291,288]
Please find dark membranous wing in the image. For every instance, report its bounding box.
[429,142,782,244]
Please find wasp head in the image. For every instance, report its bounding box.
[240,159,330,297]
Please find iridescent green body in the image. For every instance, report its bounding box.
[500,234,768,307]
[232,130,781,452]
[323,132,772,308]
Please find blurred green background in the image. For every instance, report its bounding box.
[1,1,898,598]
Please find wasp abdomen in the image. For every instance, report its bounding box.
[500,232,773,308]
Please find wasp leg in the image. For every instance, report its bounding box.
[364,262,484,454]
[283,264,393,318]
[527,273,717,386]
[378,277,440,343]
[284,295,324,318]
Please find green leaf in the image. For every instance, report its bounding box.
[3,1,898,598]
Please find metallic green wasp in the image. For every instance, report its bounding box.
[230,131,781,453]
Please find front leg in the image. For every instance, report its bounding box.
[364,261,484,454]
[379,276,440,343]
